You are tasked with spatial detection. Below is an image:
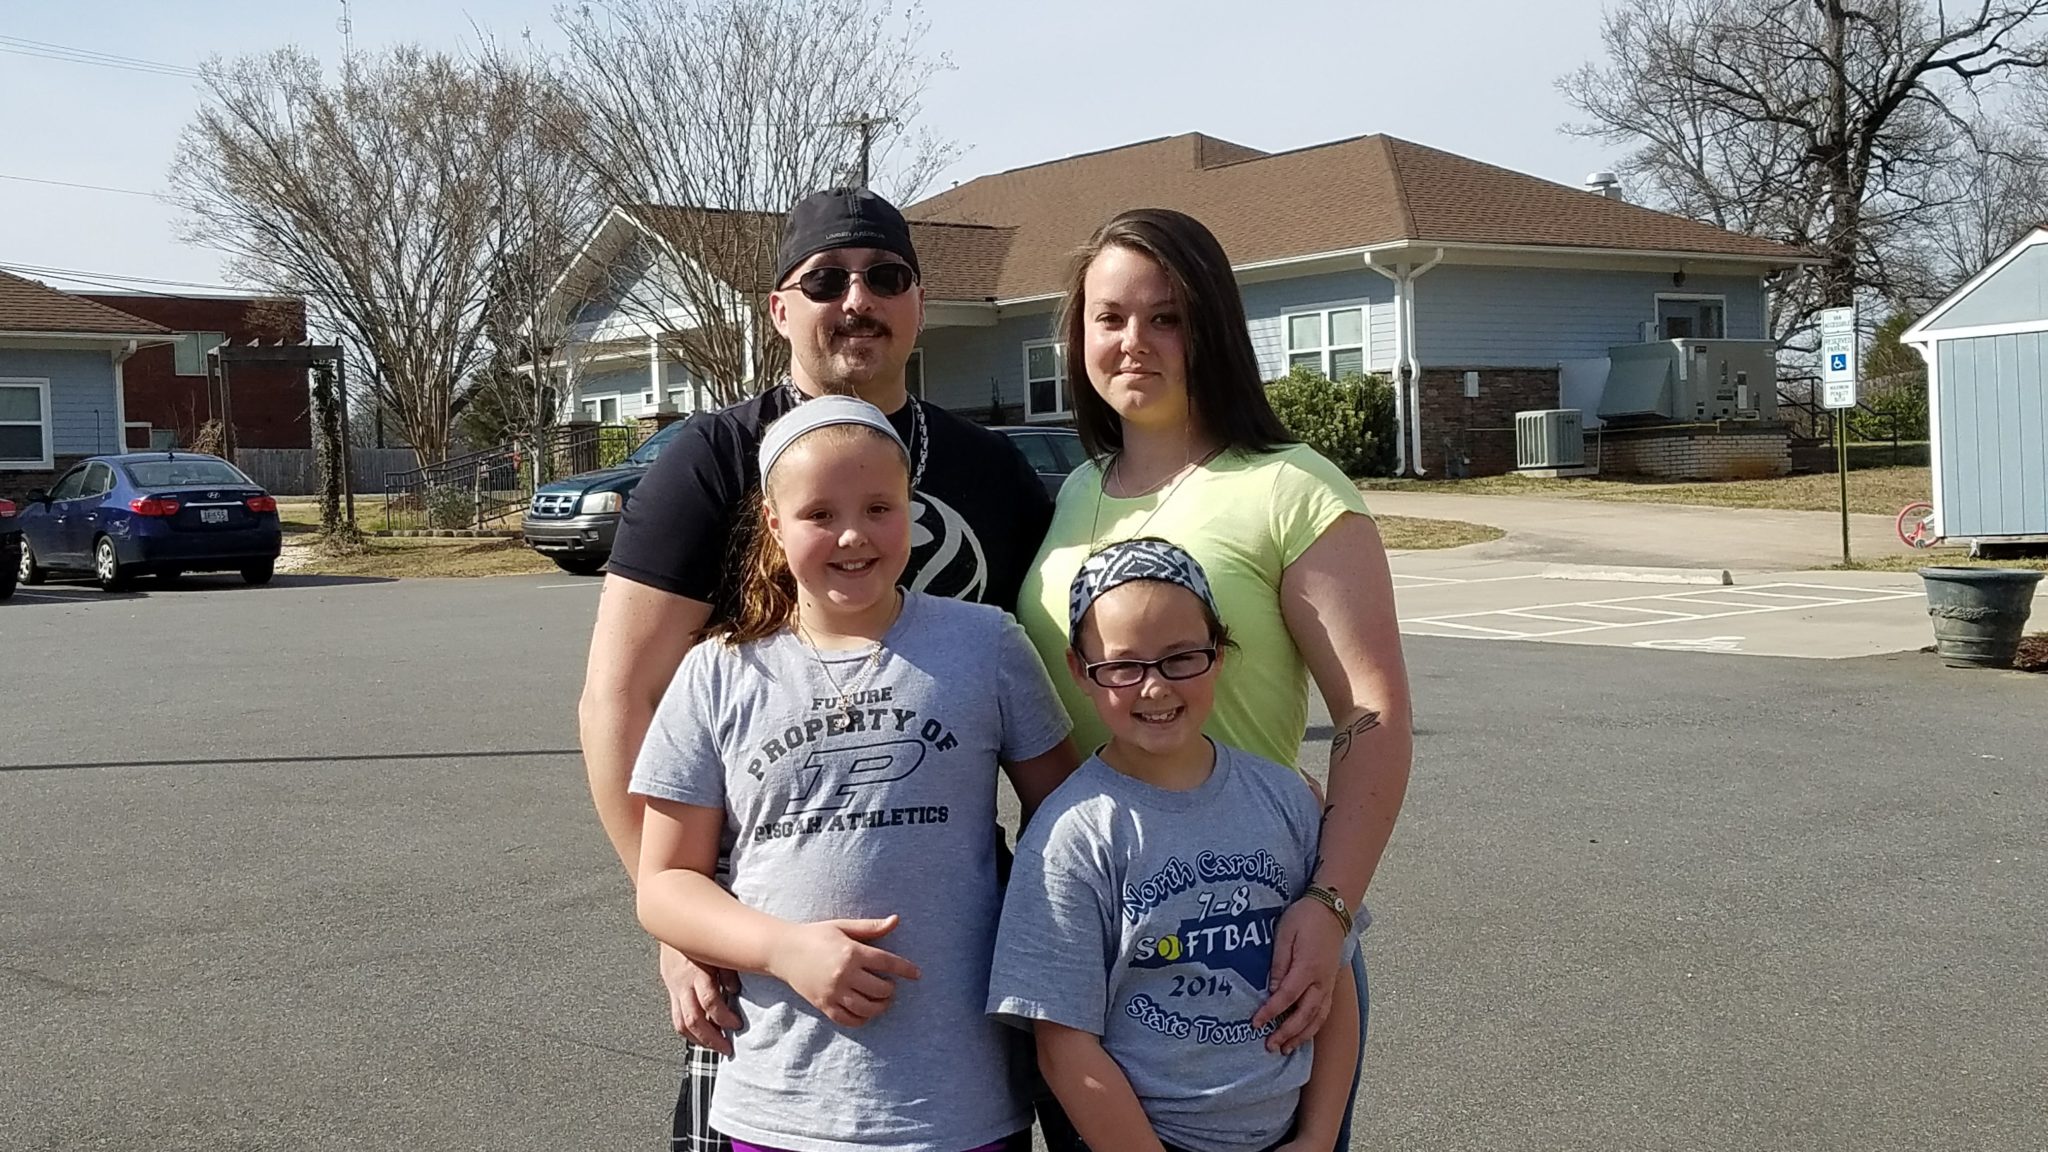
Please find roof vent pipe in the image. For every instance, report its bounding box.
[1585,171,1625,200]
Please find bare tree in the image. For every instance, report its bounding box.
[469,49,604,452]
[1561,0,2048,343]
[1907,109,2048,298]
[549,0,958,405]
[171,48,552,465]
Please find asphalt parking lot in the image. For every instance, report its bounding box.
[3,574,2044,1151]
[1389,553,1933,659]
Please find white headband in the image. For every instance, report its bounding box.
[756,393,908,480]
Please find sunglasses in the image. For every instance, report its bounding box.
[1076,647,1218,689]
[780,262,918,302]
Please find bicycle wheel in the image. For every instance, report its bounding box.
[1897,501,1938,549]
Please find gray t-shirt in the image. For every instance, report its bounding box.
[988,745,1339,1152]
[630,592,1070,1152]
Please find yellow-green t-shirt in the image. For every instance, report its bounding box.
[1016,443,1371,770]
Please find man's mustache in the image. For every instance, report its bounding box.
[831,318,891,340]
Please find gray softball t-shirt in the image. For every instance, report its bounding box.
[630,592,1070,1152]
[988,745,1344,1152]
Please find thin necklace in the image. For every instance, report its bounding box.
[785,381,928,490]
[795,589,902,719]
[1089,439,1226,547]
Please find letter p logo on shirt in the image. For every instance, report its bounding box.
[787,739,927,815]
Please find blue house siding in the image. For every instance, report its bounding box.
[1935,333,2048,537]
[0,346,119,462]
[918,311,1058,415]
[579,365,647,401]
[1414,268,1765,366]
[1240,270,1395,379]
[1923,245,2048,332]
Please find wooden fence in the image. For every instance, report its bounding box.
[234,447,420,495]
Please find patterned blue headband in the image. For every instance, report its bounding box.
[1068,537,1219,645]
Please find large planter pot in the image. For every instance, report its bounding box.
[1918,567,2044,669]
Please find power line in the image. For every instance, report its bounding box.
[0,260,503,316]
[0,172,162,198]
[0,261,242,294]
[0,35,200,79]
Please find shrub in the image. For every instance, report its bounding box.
[1846,379,1928,442]
[425,485,476,530]
[1264,365,1397,477]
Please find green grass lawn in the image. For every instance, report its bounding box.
[1375,515,1504,550]
[1360,465,1930,518]
[276,496,389,534]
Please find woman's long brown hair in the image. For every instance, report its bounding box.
[1057,208,1295,460]
[710,423,908,646]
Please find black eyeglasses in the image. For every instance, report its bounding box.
[780,262,918,302]
[1076,647,1218,689]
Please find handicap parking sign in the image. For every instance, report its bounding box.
[1829,353,1848,372]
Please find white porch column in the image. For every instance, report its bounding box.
[649,335,676,414]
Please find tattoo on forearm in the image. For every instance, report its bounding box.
[1312,802,1334,877]
[1329,711,1382,764]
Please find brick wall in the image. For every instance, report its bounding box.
[0,455,85,504]
[78,294,311,450]
[1415,368,1560,477]
[1592,423,1791,479]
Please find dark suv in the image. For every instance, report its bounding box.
[521,421,686,575]
[994,426,1087,498]
[521,420,1086,576]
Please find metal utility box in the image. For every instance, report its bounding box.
[1599,340,1778,424]
[1515,409,1585,469]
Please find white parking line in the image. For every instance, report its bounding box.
[1401,582,1923,643]
[1417,618,1534,637]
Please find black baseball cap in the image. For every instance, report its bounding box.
[774,187,922,289]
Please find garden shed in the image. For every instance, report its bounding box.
[1901,226,2048,547]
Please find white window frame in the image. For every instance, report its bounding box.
[1282,305,1369,378]
[0,377,54,470]
[1653,293,1728,340]
[1022,340,1068,422]
[174,331,227,377]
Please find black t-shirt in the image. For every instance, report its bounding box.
[607,387,1055,621]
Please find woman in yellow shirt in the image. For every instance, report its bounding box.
[1017,208,1413,1148]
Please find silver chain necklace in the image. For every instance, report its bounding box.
[795,590,901,718]
[784,381,928,491]
[1089,442,1225,547]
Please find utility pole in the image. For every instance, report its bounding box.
[832,113,895,188]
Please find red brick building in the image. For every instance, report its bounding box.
[77,294,311,450]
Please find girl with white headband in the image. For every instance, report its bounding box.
[630,395,1080,1152]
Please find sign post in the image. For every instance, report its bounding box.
[1817,306,1858,564]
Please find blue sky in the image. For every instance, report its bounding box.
[0,0,1620,295]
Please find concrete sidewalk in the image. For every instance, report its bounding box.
[1365,490,1915,572]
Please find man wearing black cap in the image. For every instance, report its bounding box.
[578,187,1055,1150]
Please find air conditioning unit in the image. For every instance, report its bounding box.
[1516,409,1586,469]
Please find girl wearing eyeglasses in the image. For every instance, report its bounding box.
[1014,208,1413,1151]
[990,537,1359,1152]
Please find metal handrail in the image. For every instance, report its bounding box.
[381,423,651,532]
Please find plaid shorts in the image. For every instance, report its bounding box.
[669,1040,728,1152]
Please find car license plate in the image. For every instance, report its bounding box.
[200,508,229,524]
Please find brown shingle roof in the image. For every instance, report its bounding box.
[908,133,1809,299]
[622,204,1012,301]
[0,269,171,336]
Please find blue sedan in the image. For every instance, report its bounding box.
[14,452,283,591]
